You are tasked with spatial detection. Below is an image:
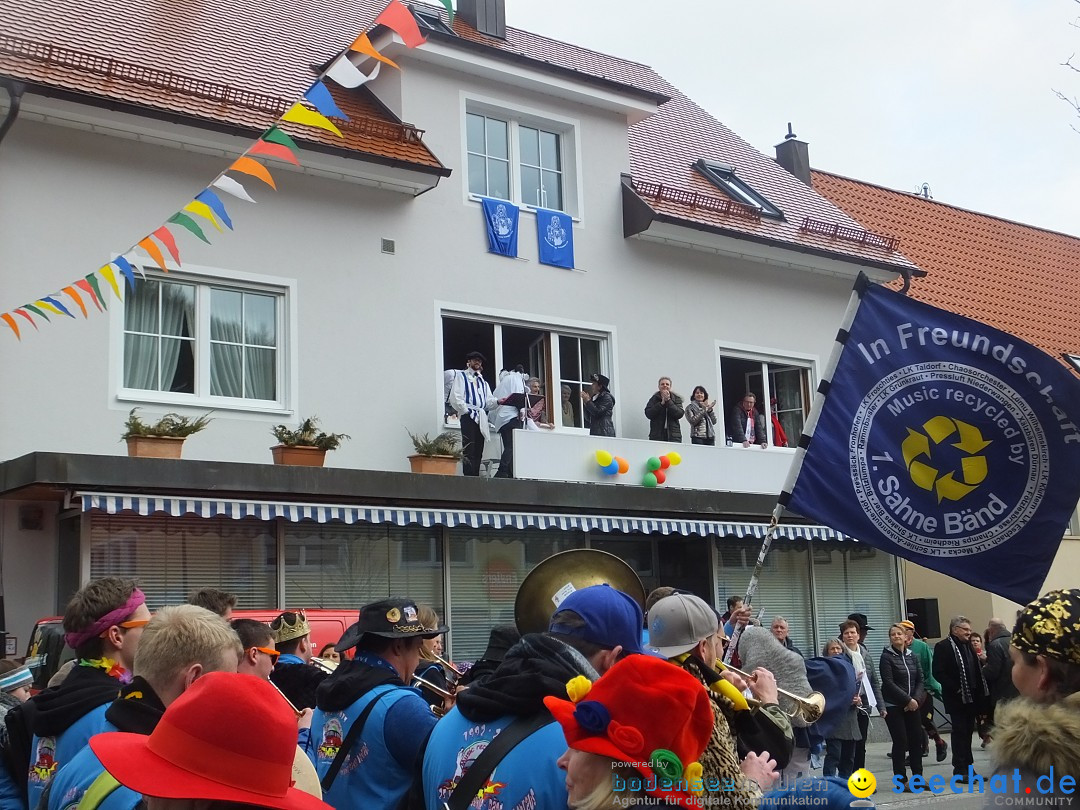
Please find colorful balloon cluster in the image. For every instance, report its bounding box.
[595,450,630,476]
[643,451,682,487]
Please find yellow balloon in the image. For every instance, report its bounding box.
[668,451,682,466]
[595,450,613,467]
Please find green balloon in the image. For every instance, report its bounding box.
[643,472,658,488]
[647,456,661,472]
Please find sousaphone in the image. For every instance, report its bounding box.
[514,549,647,635]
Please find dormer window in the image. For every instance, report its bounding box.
[1066,354,1080,375]
[695,159,783,219]
[412,8,455,35]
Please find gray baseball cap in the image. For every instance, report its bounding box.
[647,593,718,658]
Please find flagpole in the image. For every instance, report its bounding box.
[723,273,871,665]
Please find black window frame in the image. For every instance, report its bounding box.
[694,159,784,219]
[411,8,455,35]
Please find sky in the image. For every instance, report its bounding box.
[509,1,1080,238]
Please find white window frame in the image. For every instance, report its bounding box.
[435,301,616,435]
[716,341,819,450]
[461,93,582,219]
[111,262,298,415]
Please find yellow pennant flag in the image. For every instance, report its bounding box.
[183,200,224,232]
[350,32,400,69]
[281,103,343,138]
[99,265,122,300]
[35,300,65,317]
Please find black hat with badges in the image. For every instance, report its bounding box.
[336,597,449,652]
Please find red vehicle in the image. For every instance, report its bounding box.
[25,608,356,690]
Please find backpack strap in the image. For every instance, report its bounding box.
[79,771,124,810]
[444,712,554,810]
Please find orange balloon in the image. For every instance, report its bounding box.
[616,456,629,474]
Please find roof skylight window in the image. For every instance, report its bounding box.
[412,8,456,35]
[694,159,783,219]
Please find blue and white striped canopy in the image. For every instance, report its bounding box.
[79,492,852,541]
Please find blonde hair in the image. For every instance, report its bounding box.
[416,605,440,662]
[571,760,649,810]
[133,605,242,688]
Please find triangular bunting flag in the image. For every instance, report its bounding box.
[438,0,454,25]
[78,277,106,311]
[263,127,301,152]
[195,189,234,230]
[23,303,50,322]
[183,200,224,233]
[138,237,169,271]
[249,139,301,167]
[2,313,20,340]
[349,33,400,69]
[228,156,278,189]
[14,308,39,330]
[40,296,74,318]
[153,226,183,265]
[325,54,381,89]
[304,81,348,121]
[99,265,122,299]
[62,285,89,318]
[212,175,258,203]
[375,0,427,48]
[168,212,211,244]
[112,256,138,289]
[281,103,343,138]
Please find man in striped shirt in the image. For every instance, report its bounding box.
[449,350,497,476]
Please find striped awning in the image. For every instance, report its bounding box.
[78,492,852,541]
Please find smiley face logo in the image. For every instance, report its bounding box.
[847,769,876,798]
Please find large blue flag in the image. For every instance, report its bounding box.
[536,208,574,269]
[782,275,1080,604]
[481,197,519,258]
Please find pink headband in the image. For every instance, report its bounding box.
[65,588,147,649]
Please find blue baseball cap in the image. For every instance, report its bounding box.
[548,584,645,656]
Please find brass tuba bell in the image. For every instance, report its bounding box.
[514,548,647,635]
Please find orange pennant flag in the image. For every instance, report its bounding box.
[229,156,277,189]
[99,265,122,300]
[1,313,20,340]
[153,226,183,265]
[75,278,104,312]
[138,237,169,272]
[349,32,400,69]
[62,285,89,318]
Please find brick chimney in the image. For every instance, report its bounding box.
[458,0,506,38]
[775,123,811,187]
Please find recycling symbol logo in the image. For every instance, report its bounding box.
[901,416,991,503]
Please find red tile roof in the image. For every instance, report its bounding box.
[812,170,1080,361]
[0,0,915,271]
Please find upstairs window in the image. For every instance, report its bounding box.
[412,8,455,34]
[695,159,783,219]
[719,350,811,447]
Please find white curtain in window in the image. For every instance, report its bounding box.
[160,285,194,391]
[246,348,275,400]
[124,282,193,391]
[210,316,244,398]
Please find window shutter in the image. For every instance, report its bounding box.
[810,545,900,655]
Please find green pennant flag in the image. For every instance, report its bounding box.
[23,303,50,321]
[263,127,300,153]
[168,212,211,244]
[438,0,454,24]
[85,274,108,310]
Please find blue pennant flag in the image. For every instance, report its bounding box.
[536,208,574,269]
[304,80,348,121]
[782,275,1080,604]
[481,198,519,258]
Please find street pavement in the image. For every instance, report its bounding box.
[858,731,993,808]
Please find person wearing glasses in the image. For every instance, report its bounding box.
[14,577,152,808]
[232,618,279,680]
[40,605,243,810]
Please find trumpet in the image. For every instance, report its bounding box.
[432,652,463,680]
[715,659,826,723]
[413,674,456,702]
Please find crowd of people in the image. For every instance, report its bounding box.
[0,576,1074,809]
[444,348,790,478]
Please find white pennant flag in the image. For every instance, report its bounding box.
[212,175,257,203]
[326,54,381,89]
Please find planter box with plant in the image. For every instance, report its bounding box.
[407,430,462,475]
[270,417,349,466]
[122,408,212,459]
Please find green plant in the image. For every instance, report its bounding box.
[122,408,212,439]
[407,429,463,459]
[271,416,350,451]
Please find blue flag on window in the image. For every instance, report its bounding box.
[782,274,1080,604]
[481,198,519,258]
[536,208,574,269]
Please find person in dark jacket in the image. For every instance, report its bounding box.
[932,615,989,781]
[644,377,684,442]
[729,393,768,448]
[581,373,615,437]
[983,617,1019,724]
[269,611,327,711]
[879,623,924,790]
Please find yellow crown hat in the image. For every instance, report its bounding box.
[270,610,310,644]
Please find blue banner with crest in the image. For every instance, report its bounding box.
[783,276,1080,604]
[536,208,574,269]
[481,197,519,258]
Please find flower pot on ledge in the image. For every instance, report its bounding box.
[408,454,459,475]
[126,436,186,459]
[271,445,327,467]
